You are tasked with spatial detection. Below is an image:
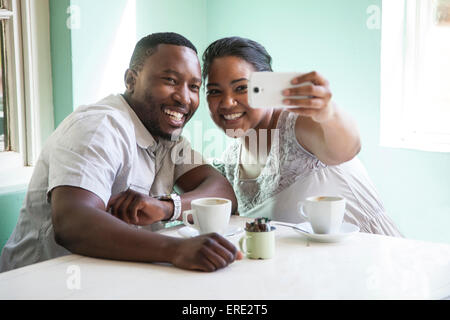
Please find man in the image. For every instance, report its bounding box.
[0,32,241,273]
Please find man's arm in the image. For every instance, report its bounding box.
[51,186,240,271]
[107,164,238,224]
[174,164,238,215]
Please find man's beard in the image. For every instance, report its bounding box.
[145,115,175,140]
[143,111,183,141]
[142,96,184,141]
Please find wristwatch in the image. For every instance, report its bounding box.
[156,193,181,221]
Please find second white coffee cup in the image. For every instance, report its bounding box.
[182,197,232,235]
[298,196,346,234]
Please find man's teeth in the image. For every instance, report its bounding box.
[224,113,244,120]
[164,109,184,121]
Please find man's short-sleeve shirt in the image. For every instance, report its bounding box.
[0,94,203,272]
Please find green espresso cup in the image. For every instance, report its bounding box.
[239,229,275,259]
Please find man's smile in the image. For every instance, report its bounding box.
[163,106,188,127]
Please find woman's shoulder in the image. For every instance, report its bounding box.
[222,139,240,162]
[274,110,314,156]
[272,109,327,171]
[210,139,240,178]
[275,109,302,147]
[276,109,299,128]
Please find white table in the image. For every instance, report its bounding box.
[1,216,450,300]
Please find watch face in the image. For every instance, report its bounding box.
[156,194,171,200]
[156,194,180,202]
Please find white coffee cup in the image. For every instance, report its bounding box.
[182,198,232,235]
[298,196,346,234]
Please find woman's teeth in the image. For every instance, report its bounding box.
[164,109,184,121]
[223,112,244,120]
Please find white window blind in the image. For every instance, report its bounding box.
[380,0,450,152]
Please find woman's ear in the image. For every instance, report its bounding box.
[124,69,137,94]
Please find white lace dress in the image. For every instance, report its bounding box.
[212,110,403,237]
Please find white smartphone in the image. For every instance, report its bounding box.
[248,72,311,109]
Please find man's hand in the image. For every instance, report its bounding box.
[107,189,172,225]
[171,233,244,272]
[51,186,242,272]
[282,71,334,123]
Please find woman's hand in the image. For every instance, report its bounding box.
[107,189,172,225]
[282,71,334,123]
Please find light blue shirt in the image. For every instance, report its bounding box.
[0,94,203,273]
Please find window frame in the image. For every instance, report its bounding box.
[0,2,15,153]
[0,0,54,189]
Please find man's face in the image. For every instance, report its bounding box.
[125,44,202,140]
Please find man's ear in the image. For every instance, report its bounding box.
[124,69,137,94]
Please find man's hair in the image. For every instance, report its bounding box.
[202,36,273,82]
[129,32,198,72]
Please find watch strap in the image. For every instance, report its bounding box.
[169,193,182,221]
[156,194,181,221]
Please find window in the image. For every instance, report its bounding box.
[0,0,53,189]
[0,1,12,153]
[0,0,53,172]
[380,0,450,152]
[0,51,4,152]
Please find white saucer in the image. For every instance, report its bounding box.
[177,225,243,238]
[293,222,360,243]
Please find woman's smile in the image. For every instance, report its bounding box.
[223,112,244,121]
[206,56,272,135]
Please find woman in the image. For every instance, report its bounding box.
[203,36,402,237]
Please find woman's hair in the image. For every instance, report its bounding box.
[202,36,273,82]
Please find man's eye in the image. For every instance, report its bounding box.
[190,84,200,91]
[236,85,248,92]
[164,77,176,84]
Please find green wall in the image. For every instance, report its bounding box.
[135,0,216,156]
[0,190,26,250]
[46,0,450,243]
[2,0,447,246]
[50,0,73,127]
[206,0,450,243]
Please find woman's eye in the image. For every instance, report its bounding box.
[190,84,200,91]
[236,85,248,92]
[206,89,220,95]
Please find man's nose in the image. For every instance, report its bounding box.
[173,85,191,106]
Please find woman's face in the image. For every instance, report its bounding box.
[206,56,272,137]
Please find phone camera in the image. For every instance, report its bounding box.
[253,87,260,94]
